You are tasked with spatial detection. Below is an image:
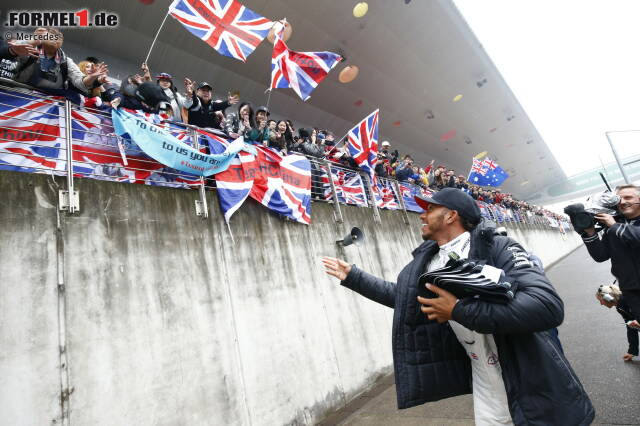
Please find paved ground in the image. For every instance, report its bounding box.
[320,246,640,425]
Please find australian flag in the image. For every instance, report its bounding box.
[169,0,272,62]
[270,21,342,101]
[468,156,509,187]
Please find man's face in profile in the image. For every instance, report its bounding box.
[419,204,448,241]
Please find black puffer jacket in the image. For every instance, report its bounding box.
[582,216,640,291]
[341,224,594,425]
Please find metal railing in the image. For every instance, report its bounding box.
[0,81,572,230]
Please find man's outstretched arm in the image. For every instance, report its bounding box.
[322,257,396,308]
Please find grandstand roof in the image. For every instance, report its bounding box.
[21,0,565,199]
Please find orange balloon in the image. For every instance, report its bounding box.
[267,21,293,44]
[339,65,359,83]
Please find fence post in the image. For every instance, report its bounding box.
[59,99,79,213]
[362,173,381,223]
[392,179,410,225]
[322,160,343,223]
[191,128,209,218]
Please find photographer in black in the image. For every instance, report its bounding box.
[580,185,640,318]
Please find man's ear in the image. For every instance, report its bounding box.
[446,210,458,224]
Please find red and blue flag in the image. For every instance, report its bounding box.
[321,166,368,207]
[215,145,312,224]
[0,89,65,173]
[346,109,379,184]
[169,0,272,62]
[270,23,342,101]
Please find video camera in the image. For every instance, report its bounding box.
[564,172,620,233]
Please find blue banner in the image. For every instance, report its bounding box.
[111,109,255,177]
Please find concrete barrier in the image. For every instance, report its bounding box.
[0,171,582,425]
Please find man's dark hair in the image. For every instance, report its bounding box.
[85,56,100,64]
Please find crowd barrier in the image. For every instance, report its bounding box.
[0,81,571,230]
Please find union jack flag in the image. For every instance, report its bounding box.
[321,166,368,207]
[0,89,66,173]
[270,22,342,101]
[374,178,399,210]
[169,0,272,62]
[215,145,312,224]
[346,109,379,184]
[477,201,491,219]
[400,183,431,213]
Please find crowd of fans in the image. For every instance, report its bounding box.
[0,27,565,220]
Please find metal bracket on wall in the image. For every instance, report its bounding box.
[195,199,207,217]
[58,190,79,213]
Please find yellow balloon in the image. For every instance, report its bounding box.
[474,151,488,159]
[353,2,368,18]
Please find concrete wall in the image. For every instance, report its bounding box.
[0,171,582,426]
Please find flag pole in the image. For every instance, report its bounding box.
[144,12,170,65]
[265,18,287,110]
[265,88,273,111]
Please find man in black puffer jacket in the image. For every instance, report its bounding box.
[322,188,594,425]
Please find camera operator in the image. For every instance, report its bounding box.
[582,185,640,317]
[595,284,639,361]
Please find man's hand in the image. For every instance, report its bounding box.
[417,284,458,323]
[140,62,151,81]
[322,257,352,281]
[228,94,240,105]
[627,320,640,330]
[7,41,39,58]
[184,78,194,96]
[623,353,635,362]
[594,213,616,228]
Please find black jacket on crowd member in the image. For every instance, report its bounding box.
[582,216,640,291]
[340,222,594,425]
[187,91,230,129]
[374,161,388,178]
[617,297,639,356]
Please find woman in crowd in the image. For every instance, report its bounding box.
[225,102,256,140]
[77,60,109,109]
[269,120,293,155]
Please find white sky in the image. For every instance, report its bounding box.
[453,0,640,177]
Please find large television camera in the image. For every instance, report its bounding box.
[564,173,620,234]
